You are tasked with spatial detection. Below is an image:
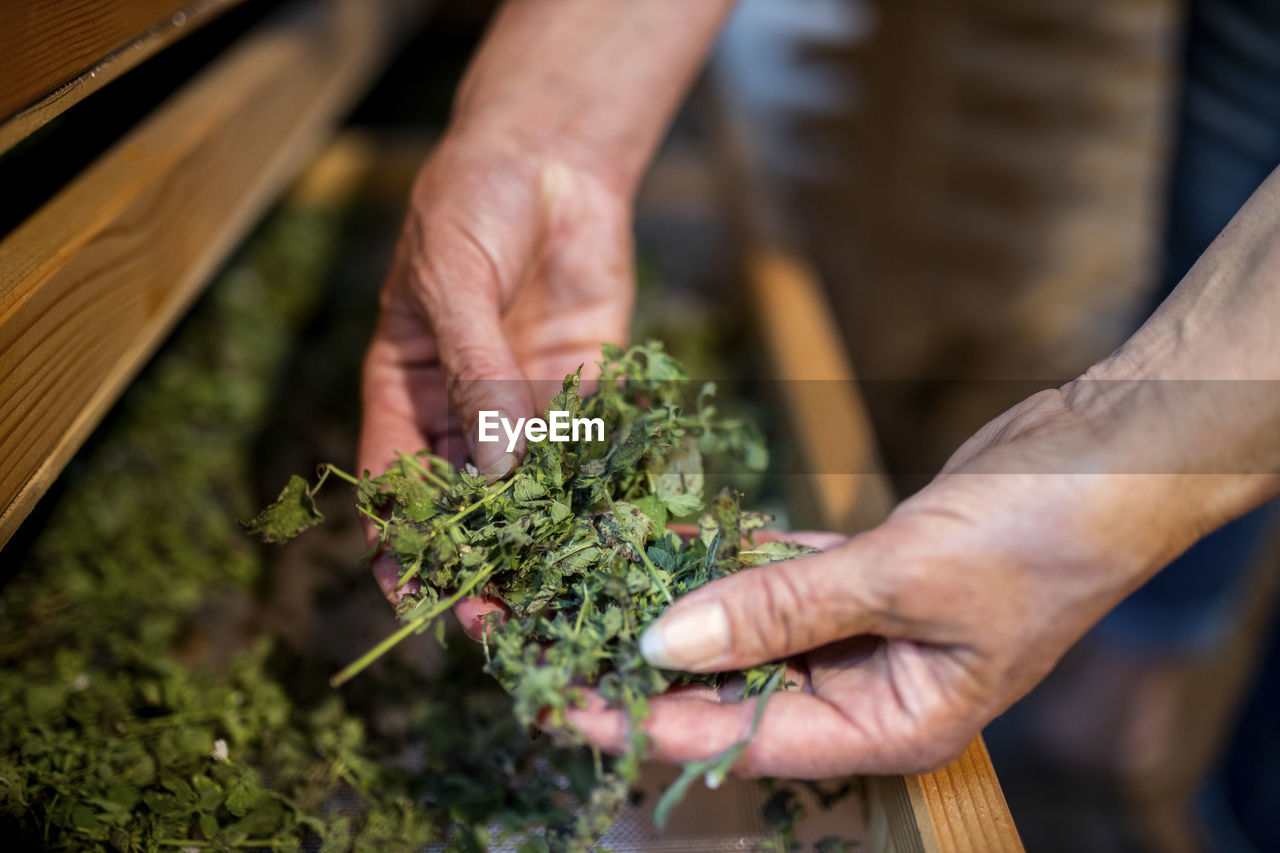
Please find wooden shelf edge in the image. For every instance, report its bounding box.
[0,0,249,156]
[0,0,429,549]
[906,736,1022,853]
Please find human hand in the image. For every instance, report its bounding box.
[357,121,633,623]
[564,387,1227,777]
[352,0,733,634]
[563,166,1280,777]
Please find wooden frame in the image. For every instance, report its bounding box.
[0,0,248,155]
[0,0,426,547]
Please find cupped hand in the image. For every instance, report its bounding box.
[357,122,633,625]
[565,388,1199,778]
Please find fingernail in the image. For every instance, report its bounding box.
[639,600,731,671]
[480,453,515,482]
[470,407,518,480]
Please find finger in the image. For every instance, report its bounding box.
[666,525,846,552]
[399,224,535,480]
[637,534,891,672]
[454,593,509,640]
[359,317,484,620]
[564,682,907,779]
[751,529,848,551]
[358,332,444,478]
[566,644,968,778]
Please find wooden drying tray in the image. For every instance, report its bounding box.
[0,0,428,548]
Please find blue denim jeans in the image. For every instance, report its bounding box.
[1093,0,1280,653]
[1103,1,1280,847]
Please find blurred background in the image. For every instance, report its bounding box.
[3,0,1279,850]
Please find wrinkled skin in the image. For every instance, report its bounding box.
[565,388,1192,777]
[357,127,633,621]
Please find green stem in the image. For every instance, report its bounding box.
[644,549,675,604]
[446,477,516,525]
[320,463,359,486]
[395,556,422,587]
[331,565,496,687]
[549,539,596,567]
[652,663,786,829]
[572,581,590,637]
[397,451,452,491]
[357,503,388,533]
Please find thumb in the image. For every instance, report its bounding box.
[638,538,890,672]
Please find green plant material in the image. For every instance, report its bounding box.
[259,342,820,843]
[245,474,325,543]
[762,784,807,852]
[0,204,609,851]
[759,780,864,853]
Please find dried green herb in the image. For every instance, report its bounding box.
[253,342,819,842]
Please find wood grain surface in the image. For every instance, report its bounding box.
[0,0,246,154]
[908,737,1023,853]
[0,0,425,548]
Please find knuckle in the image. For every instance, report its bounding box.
[737,567,806,658]
[445,338,507,384]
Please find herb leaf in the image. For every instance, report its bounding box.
[242,474,324,543]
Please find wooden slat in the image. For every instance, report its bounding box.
[0,0,426,549]
[0,0,247,154]
[907,738,1022,853]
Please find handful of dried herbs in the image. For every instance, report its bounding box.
[251,342,818,841]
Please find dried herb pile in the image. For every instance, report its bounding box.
[251,343,823,840]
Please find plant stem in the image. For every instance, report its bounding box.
[320,463,358,486]
[330,565,496,687]
[397,451,452,491]
[357,503,388,533]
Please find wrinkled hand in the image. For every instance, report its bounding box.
[566,388,1198,778]
[358,123,633,620]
